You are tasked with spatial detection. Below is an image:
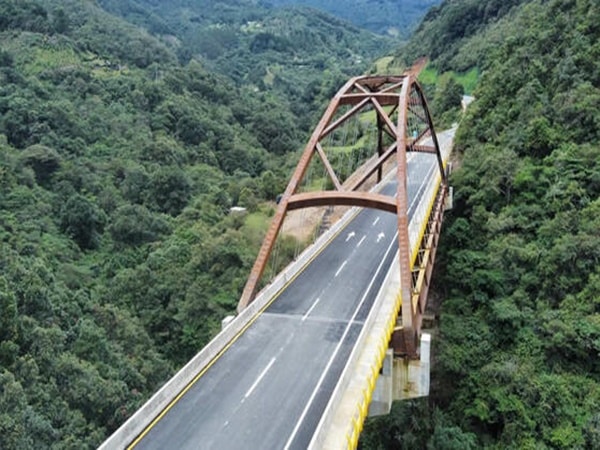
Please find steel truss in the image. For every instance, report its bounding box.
[238,73,447,357]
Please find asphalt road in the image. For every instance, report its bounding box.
[133,150,443,450]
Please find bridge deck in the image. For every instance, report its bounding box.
[123,134,452,449]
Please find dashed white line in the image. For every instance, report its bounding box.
[408,159,437,215]
[372,217,380,226]
[302,297,321,322]
[356,235,366,248]
[334,260,347,278]
[244,357,276,399]
[283,230,400,450]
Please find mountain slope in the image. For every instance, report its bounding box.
[97,0,392,126]
[0,0,308,446]
[362,0,600,448]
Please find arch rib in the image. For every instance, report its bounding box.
[238,70,447,360]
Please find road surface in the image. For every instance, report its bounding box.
[132,144,447,449]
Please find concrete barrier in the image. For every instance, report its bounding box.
[309,249,402,449]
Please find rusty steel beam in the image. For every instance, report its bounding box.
[238,68,448,361]
[315,143,342,191]
[339,93,401,106]
[408,184,447,346]
[414,82,447,185]
[407,105,427,123]
[355,75,405,89]
[411,128,431,145]
[371,98,398,136]
[394,82,447,358]
[346,142,397,192]
[320,98,370,140]
[395,75,417,357]
[353,81,370,94]
[287,191,397,213]
[377,114,384,182]
[380,81,406,94]
[238,77,358,311]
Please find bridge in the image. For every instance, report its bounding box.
[100,72,453,449]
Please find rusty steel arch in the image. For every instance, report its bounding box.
[238,72,447,357]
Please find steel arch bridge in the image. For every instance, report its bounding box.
[101,68,453,450]
[238,72,448,358]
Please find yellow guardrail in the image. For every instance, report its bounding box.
[343,141,452,449]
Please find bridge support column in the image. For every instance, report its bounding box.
[394,333,430,401]
[368,333,431,417]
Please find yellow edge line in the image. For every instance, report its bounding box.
[409,155,449,270]
[409,175,440,270]
[128,207,362,448]
[346,152,451,448]
[346,266,405,447]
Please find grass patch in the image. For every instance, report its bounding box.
[244,210,270,233]
[419,64,439,85]
[374,56,394,73]
[263,64,282,86]
[23,47,80,75]
[454,67,479,94]
[418,63,480,95]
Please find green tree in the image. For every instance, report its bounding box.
[19,144,61,186]
[146,166,192,216]
[60,194,106,249]
[109,204,170,246]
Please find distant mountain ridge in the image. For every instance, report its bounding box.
[263,0,441,37]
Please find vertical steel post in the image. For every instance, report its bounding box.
[396,76,418,357]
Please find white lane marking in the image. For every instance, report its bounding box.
[244,357,276,399]
[283,230,400,450]
[334,260,347,278]
[302,297,321,322]
[224,421,229,427]
[345,231,356,242]
[372,217,380,226]
[407,158,437,215]
[356,235,366,248]
[377,232,385,243]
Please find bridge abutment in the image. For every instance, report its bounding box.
[368,333,431,417]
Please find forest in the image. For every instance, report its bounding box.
[0,0,598,448]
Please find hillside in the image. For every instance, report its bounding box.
[361,0,600,448]
[0,0,316,446]
[97,0,392,126]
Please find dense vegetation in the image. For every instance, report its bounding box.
[1,0,598,448]
[362,0,600,448]
[97,0,391,127]
[0,0,392,446]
